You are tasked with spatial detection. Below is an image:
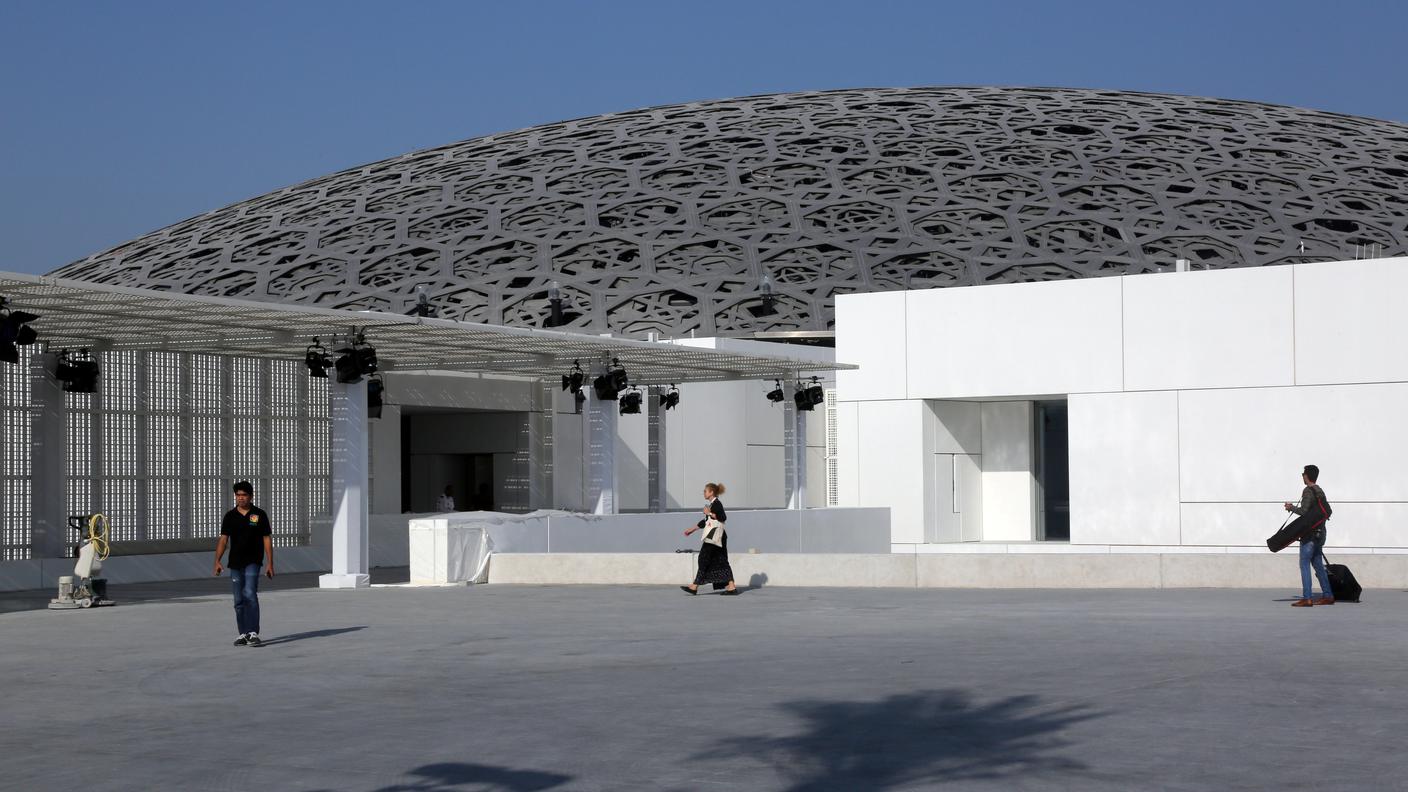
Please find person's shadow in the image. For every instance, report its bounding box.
[747,572,769,591]
[698,688,1101,791]
[259,626,366,646]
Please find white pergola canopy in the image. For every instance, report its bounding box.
[0,271,850,382]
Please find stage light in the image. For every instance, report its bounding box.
[592,358,628,400]
[367,374,385,419]
[561,360,584,393]
[0,297,39,364]
[766,380,785,403]
[334,333,378,384]
[793,377,825,412]
[304,338,332,378]
[619,386,643,415]
[662,384,680,411]
[56,349,99,393]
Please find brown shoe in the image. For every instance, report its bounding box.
[1313,597,1335,605]
[1291,598,1314,607]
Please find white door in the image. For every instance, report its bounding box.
[929,454,961,543]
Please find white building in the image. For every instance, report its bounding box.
[835,256,1408,556]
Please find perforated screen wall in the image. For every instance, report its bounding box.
[0,352,328,558]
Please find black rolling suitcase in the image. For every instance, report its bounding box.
[1322,553,1362,602]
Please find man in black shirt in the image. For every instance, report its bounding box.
[213,481,274,646]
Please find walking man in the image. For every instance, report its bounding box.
[1283,464,1333,607]
[213,481,274,645]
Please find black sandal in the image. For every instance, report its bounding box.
[679,586,697,596]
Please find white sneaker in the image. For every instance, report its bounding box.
[246,632,262,647]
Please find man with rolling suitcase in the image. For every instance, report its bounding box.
[1283,465,1333,607]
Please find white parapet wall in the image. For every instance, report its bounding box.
[487,550,1408,589]
[407,507,891,584]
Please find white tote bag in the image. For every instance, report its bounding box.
[701,517,725,548]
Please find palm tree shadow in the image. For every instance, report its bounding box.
[699,689,1101,791]
[306,762,571,792]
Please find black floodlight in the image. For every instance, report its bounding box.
[561,360,584,393]
[334,333,378,384]
[0,297,39,364]
[766,380,785,403]
[619,387,643,415]
[367,374,385,420]
[662,384,680,411]
[56,349,98,393]
[304,338,332,379]
[793,377,825,412]
[746,273,778,318]
[592,358,628,400]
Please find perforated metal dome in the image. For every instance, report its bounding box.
[51,87,1408,337]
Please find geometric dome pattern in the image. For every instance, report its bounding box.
[52,87,1408,338]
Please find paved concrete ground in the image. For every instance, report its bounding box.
[3,579,1406,792]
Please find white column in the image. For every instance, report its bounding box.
[31,352,68,558]
[586,389,618,515]
[320,378,370,588]
[526,380,554,511]
[647,391,668,512]
[784,396,808,510]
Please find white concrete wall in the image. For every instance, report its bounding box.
[837,256,1408,551]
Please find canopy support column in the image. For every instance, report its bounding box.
[648,391,668,512]
[586,389,618,515]
[784,395,808,510]
[321,378,370,588]
[31,351,68,559]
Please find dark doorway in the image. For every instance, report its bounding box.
[1035,401,1069,541]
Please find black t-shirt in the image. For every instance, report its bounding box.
[221,506,272,569]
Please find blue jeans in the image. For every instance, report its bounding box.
[230,563,262,635]
[1299,539,1333,600]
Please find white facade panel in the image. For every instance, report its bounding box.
[1179,501,1408,549]
[746,383,786,445]
[854,400,932,543]
[904,278,1123,399]
[1068,391,1181,546]
[835,291,907,401]
[617,408,649,511]
[980,401,1035,542]
[745,445,786,509]
[1294,257,1408,386]
[1179,383,1408,503]
[1122,268,1295,391]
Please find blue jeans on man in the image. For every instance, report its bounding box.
[230,563,262,635]
[1299,536,1333,600]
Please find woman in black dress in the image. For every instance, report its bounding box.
[680,482,738,595]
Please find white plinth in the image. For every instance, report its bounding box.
[319,573,370,589]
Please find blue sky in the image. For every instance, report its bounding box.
[3,0,1405,274]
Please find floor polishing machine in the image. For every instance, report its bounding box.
[48,513,115,610]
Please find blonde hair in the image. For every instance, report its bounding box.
[705,482,726,496]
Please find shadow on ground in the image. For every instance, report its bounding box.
[259,626,366,646]
[305,762,571,792]
[701,688,1101,791]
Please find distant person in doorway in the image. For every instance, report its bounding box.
[435,485,456,512]
[213,481,274,646]
[1284,464,1334,607]
[680,482,738,596]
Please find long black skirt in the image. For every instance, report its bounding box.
[694,542,734,589]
